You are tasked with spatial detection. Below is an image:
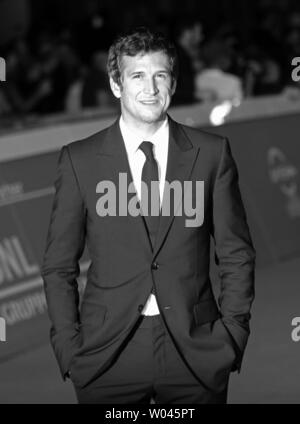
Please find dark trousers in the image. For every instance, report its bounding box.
[73,314,229,404]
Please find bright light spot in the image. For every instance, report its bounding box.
[209,101,233,126]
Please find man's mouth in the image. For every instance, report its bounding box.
[139,99,158,105]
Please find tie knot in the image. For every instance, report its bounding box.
[139,141,155,161]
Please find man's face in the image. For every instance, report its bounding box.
[110,51,176,126]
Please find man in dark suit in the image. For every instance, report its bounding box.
[41,27,255,404]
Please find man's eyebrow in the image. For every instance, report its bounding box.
[129,69,170,75]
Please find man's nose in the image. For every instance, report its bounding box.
[144,77,158,95]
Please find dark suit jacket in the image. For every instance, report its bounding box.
[41,116,255,393]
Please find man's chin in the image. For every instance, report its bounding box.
[139,110,165,123]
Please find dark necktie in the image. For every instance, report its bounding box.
[139,141,160,249]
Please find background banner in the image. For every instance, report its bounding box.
[0,151,89,359]
[202,112,300,266]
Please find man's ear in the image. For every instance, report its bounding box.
[109,76,122,99]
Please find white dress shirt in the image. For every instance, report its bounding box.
[119,116,169,315]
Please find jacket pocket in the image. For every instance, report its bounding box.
[193,298,220,326]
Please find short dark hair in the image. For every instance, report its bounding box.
[107,27,178,85]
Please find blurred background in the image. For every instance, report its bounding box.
[0,0,300,403]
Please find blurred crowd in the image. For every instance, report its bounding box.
[1,0,300,123]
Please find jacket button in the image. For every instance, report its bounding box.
[138,304,144,312]
[151,262,159,270]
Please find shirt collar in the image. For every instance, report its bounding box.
[119,115,169,156]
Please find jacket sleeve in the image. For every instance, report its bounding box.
[212,137,256,372]
[41,145,86,380]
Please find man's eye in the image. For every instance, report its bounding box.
[156,73,167,79]
[133,74,142,79]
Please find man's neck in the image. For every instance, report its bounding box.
[121,115,168,139]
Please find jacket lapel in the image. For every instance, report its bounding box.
[96,118,153,252]
[153,117,200,257]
